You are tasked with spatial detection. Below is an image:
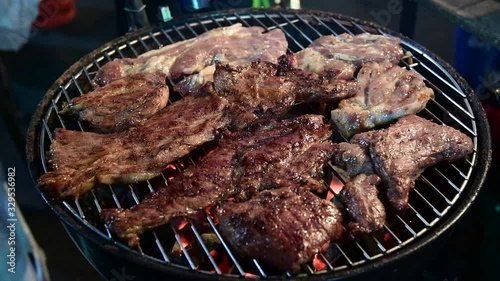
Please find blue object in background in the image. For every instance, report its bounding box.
[454,27,500,91]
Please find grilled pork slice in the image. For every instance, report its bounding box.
[352,115,474,211]
[213,59,359,106]
[218,186,343,273]
[101,115,334,247]
[331,62,434,137]
[37,93,234,198]
[338,174,385,237]
[174,25,287,95]
[294,33,404,80]
[95,23,287,88]
[60,73,168,133]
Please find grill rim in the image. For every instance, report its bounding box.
[26,8,492,280]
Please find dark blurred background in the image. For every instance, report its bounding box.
[0,0,498,280]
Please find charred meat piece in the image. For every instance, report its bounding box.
[331,62,434,137]
[338,174,385,236]
[173,26,287,94]
[331,142,374,177]
[218,186,343,273]
[212,59,358,107]
[37,93,234,198]
[353,115,474,210]
[60,73,168,133]
[294,33,404,80]
[212,61,296,117]
[101,115,334,247]
[95,24,287,87]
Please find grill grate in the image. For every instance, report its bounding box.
[36,11,478,279]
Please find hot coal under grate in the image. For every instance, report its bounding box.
[33,10,484,280]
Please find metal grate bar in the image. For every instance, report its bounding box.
[152,231,170,263]
[205,215,245,276]
[171,225,197,269]
[432,168,462,192]
[252,259,267,277]
[319,253,335,270]
[71,76,85,95]
[420,176,453,204]
[312,15,339,35]
[280,14,315,43]
[172,26,188,41]
[233,13,252,27]
[50,100,66,129]
[188,221,222,274]
[42,119,54,142]
[93,59,102,69]
[371,236,386,252]
[90,190,114,238]
[262,13,306,49]
[210,17,223,27]
[114,46,126,59]
[294,14,324,37]
[160,29,176,45]
[334,243,354,266]
[412,188,443,217]
[149,32,162,47]
[196,20,209,32]
[82,67,95,89]
[126,42,139,57]
[383,225,402,244]
[184,23,199,37]
[394,213,417,237]
[137,37,150,51]
[74,199,85,218]
[330,18,353,35]
[408,204,431,228]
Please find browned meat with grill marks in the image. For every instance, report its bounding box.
[212,59,359,107]
[331,142,374,177]
[294,33,404,80]
[101,115,334,247]
[212,61,296,117]
[338,174,385,236]
[37,93,235,198]
[331,62,434,137]
[95,24,287,88]
[353,115,474,211]
[218,186,343,273]
[60,73,168,133]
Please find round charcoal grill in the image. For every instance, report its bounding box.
[27,9,491,281]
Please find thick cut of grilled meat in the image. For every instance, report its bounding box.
[101,115,334,247]
[338,174,385,237]
[331,62,434,137]
[95,24,287,88]
[218,186,343,273]
[37,93,235,198]
[352,115,474,210]
[173,27,287,95]
[212,59,359,108]
[331,142,374,177]
[60,73,168,133]
[294,33,404,80]
[212,61,296,117]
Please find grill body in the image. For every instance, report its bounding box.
[26,9,491,281]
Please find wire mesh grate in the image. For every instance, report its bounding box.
[35,11,479,279]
